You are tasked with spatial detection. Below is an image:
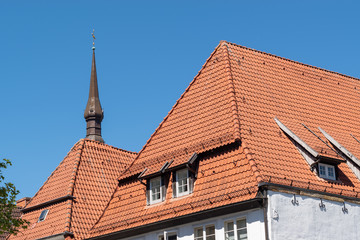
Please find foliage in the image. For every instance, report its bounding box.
[0,159,28,236]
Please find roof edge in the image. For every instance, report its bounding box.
[87,198,263,240]
[25,139,85,208]
[22,195,75,213]
[82,138,138,155]
[120,41,227,174]
[224,41,360,82]
[259,182,360,203]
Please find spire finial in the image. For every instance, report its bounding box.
[84,41,104,143]
[92,29,96,50]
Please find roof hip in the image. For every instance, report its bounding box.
[222,41,241,141]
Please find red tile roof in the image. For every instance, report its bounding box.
[90,41,360,238]
[90,144,258,237]
[9,139,136,240]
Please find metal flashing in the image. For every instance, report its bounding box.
[138,168,148,179]
[188,152,198,165]
[22,195,75,213]
[274,118,319,158]
[319,127,360,166]
[160,162,169,173]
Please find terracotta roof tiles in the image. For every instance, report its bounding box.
[90,144,258,237]
[12,41,360,239]
[90,41,360,238]
[9,139,136,240]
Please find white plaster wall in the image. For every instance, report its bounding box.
[126,208,265,240]
[267,190,360,240]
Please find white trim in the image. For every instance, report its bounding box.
[318,163,336,180]
[274,118,319,158]
[176,169,190,197]
[149,177,163,204]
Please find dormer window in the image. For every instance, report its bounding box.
[149,177,163,204]
[318,163,336,180]
[176,169,189,197]
[38,209,49,222]
[172,169,195,198]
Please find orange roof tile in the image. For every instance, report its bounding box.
[9,139,136,240]
[90,41,360,238]
[90,144,258,237]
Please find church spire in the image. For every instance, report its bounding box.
[84,31,104,143]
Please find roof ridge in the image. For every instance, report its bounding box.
[83,138,138,155]
[224,40,360,82]
[222,41,241,141]
[25,139,85,208]
[64,139,86,233]
[120,42,226,175]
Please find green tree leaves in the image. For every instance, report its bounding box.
[0,159,28,236]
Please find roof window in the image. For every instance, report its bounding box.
[38,209,49,222]
[172,169,195,198]
[318,163,336,180]
[147,176,165,205]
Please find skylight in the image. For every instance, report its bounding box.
[38,209,49,222]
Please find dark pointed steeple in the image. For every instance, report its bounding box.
[84,45,104,143]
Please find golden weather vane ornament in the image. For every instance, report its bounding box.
[92,29,96,49]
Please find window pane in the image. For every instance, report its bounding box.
[177,169,189,195]
[236,219,246,228]
[225,221,234,240]
[328,166,335,178]
[319,165,326,176]
[159,235,164,240]
[226,221,234,231]
[237,229,247,240]
[236,219,247,240]
[194,227,203,240]
[168,234,177,240]
[206,225,215,240]
[150,178,161,202]
[225,232,234,240]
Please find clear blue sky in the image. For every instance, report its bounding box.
[1,1,360,200]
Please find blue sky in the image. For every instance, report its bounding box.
[1,1,360,200]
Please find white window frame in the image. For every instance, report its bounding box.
[149,177,163,204]
[194,224,216,240]
[318,163,336,180]
[176,169,190,197]
[236,218,247,240]
[159,230,178,240]
[224,218,247,240]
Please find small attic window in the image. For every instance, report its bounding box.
[38,209,49,222]
[318,163,336,180]
[146,176,166,205]
[149,177,163,204]
[172,169,195,198]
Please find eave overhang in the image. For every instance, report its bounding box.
[87,198,263,240]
